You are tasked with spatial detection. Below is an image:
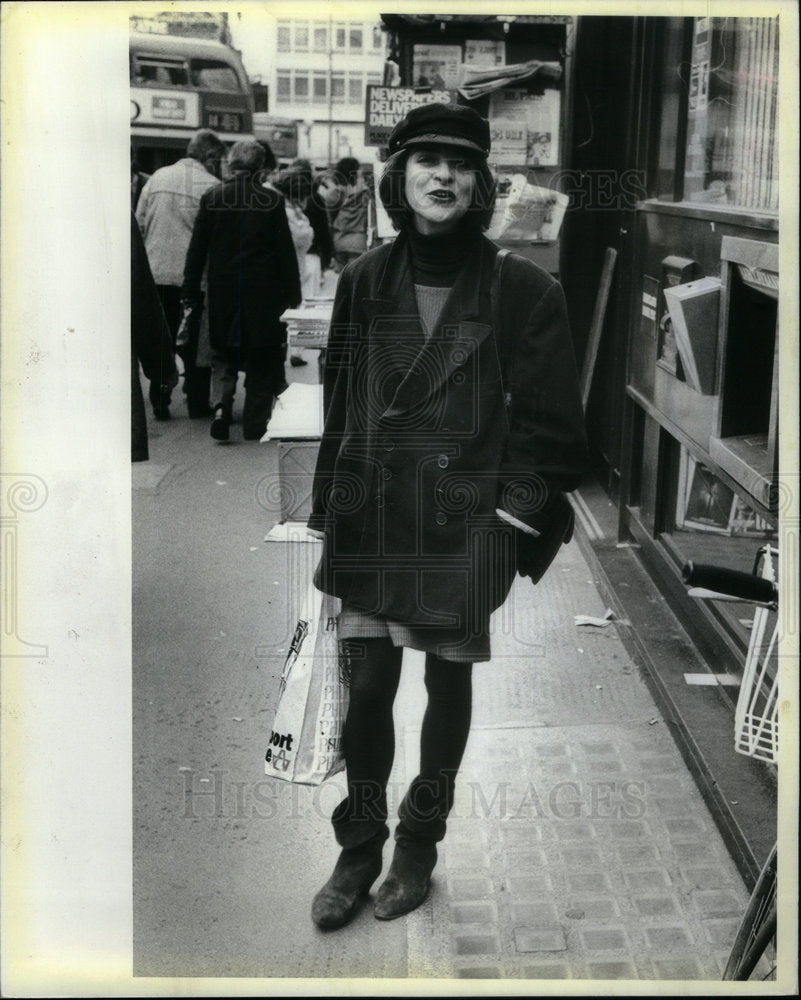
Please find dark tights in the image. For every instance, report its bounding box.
[339,637,473,829]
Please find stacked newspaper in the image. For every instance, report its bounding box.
[457,59,562,100]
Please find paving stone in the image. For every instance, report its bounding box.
[455,966,501,978]
[607,819,650,838]
[448,876,494,901]
[586,961,639,979]
[551,820,595,840]
[521,963,571,978]
[652,957,705,978]
[680,866,733,890]
[453,933,500,956]
[644,926,694,950]
[614,842,661,865]
[506,874,553,897]
[586,758,625,774]
[534,743,568,757]
[702,918,741,946]
[449,902,497,925]
[633,896,681,917]
[513,926,567,953]
[503,848,547,870]
[638,756,681,773]
[692,889,742,918]
[580,927,629,951]
[444,849,491,872]
[664,816,708,840]
[511,901,559,925]
[650,796,691,817]
[500,824,543,848]
[580,741,617,755]
[559,845,605,868]
[567,872,611,894]
[623,869,672,892]
[563,897,620,920]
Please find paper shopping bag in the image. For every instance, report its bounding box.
[264,583,347,785]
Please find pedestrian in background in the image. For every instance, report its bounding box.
[296,159,335,277]
[275,164,316,367]
[306,103,588,930]
[330,156,371,271]
[130,212,177,461]
[182,139,301,442]
[135,129,225,419]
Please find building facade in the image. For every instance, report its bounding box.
[257,15,387,166]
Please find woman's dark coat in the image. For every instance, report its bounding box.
[309,232,588,631]
[131,212,176,461]
[182,175,301,352]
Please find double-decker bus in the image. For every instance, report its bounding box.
[253,114,299,165]
[130,30,254,173]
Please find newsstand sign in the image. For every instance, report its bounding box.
[364,86,459,146]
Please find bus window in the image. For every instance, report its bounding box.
[133,56,189,87]
[190,60,241,92]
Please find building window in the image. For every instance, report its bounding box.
[349,25,363,51]
[293,22,309,51]
[276,70,291,102]
[313,23,328,52]
[293,72,309,102]
[371,25,383,52]
[683,17,779,211]
[277,22,291,52]
[334,23,346,50]
[313,72,328,101]
[331,72,345,103]
[348,73,363,104]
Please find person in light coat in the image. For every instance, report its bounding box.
[135,129,224,418]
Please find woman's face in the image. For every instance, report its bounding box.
[404,145,476,235]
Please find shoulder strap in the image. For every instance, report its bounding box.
[491,248,511,390]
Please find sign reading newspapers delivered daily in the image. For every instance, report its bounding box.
[364,86,458,147]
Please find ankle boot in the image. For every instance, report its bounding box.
[374,836,438,920]
[311,827,388,930]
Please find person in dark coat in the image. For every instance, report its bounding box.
[131,212,178,461]
[306,104,588,929]
[182,140,302,441]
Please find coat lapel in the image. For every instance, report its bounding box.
[380,238,492,419]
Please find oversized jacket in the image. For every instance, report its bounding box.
[308,231,588,630]
[135,157,219,286]
[182,175,301,352]
[130,213,176,461]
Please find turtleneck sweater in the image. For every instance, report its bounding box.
[407,224,480,338]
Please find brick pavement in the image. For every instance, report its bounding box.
[389,538,771,982]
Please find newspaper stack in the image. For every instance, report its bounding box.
[457,59,562,100]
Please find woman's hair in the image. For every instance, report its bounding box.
[257,140,277,173]
[275,166,312,204]
[227,140,266,176]
[378,146,496,232]
[334,156,361,187]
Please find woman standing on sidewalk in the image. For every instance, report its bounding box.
[307,104,588,929]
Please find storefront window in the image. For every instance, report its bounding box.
[683,16,779,210]
[670,444,778,646]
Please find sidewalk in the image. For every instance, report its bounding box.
[131,364,765,984]
[384,535,760,981]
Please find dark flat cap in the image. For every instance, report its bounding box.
[388,102,491,157]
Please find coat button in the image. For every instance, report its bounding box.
[437,455,449,469]
[382,468,392,480]
[435,512,447,526]
[375,495,385,508]
[382,438,394,452]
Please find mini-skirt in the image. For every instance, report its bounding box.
[336,602,490,663]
